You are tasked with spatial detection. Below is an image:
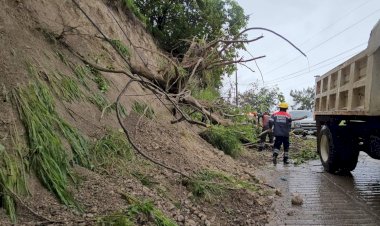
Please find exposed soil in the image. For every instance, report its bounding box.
[0,1,277,225]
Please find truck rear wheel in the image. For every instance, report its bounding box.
[318,125,339,173]
[318,125,359,173]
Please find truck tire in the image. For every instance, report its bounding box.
[318,125,340,173]
[318,125,359,173]
[340,137,360,172]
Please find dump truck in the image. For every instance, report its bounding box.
[314,20,380,173]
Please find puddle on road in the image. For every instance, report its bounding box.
[263,152,380,225]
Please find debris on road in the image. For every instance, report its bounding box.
[291,193,303,206]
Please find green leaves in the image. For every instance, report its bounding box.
[290,87,315,110]
[239,82,285,113]
[200,125,242,158]
[133,0,248,88]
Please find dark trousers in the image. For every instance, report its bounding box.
[260,127,273,143]
[273,136,289,158]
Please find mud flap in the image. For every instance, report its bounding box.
[369,135,380,159]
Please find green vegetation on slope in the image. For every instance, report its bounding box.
[110,39,131,58]
[91,130,133,171]
[98,194,177,226]
[185,170,259,202]
[120,0,147,25]
[14,82,78,208]
[13,65,96,209]
[132,101,155,119]
[0,144,28,223]
[200,125,243,157]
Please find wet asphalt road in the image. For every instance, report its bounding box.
[265,152,380,226]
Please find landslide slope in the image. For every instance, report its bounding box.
[0,0,272,225]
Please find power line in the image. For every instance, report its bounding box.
[263,7,380,75]
[264,51,360,86]
[298,0,373,47]
[264,42,366,83]
[266,0,372,69]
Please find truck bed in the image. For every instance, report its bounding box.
[314,20,380,116]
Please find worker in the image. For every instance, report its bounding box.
[269,102,306,164]
[258,111,273,151]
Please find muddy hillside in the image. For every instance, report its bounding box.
[0,0,278,225]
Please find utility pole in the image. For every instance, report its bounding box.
[235,67,238,106]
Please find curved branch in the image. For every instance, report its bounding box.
[219,35,264,45]
[206,55,266,70]
[237,27,307,57]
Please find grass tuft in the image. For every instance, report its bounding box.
[88,93,112,113]
[98,194,177,226]
[94,75,109,93]
[59,76,83,102]
[110,39,131,58]
[87,65,109,93]
[56,51,69,66]
[58,121,91,168]
[125,195,177,226]
[0,144,28,223]
[185,170,259,202]
[200,125,242,158]
[91,130,133,170]
[97,213,135,226]
[74,65,91,89]
[132,101,155,119]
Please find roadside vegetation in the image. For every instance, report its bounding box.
[98,194,177,226]
[290,137,318,165]
[185,170,260,202]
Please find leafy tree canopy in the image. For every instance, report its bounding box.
[134,0,247,56]
[133,0,248,91]
[239,82,285,113]
[290,86,315,110]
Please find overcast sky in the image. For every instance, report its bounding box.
[223,0,380,108]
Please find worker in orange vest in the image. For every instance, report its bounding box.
[258,111,273,151]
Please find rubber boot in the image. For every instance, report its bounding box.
[258,142,264,152]
[283,156,289,165]
[273,153,278,165]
